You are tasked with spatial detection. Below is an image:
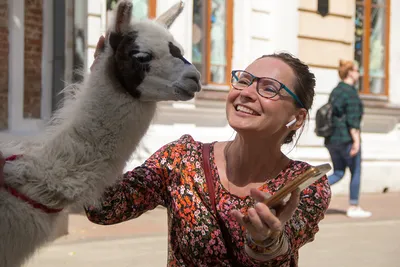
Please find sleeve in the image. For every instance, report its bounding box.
[344,92,363,129]
[273,175,332,263]
[84,136,189,225]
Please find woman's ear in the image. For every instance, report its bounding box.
[294,109,307,130]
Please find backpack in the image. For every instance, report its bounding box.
[315,101,334,137]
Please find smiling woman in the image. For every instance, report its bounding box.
[82,46,330,266]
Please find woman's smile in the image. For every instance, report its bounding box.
[235,104,261,116]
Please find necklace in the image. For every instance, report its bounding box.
[223,141,285,194]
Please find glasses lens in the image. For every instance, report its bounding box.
[257,78,280,98]
[231,71,252,90]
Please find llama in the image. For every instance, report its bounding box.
[0,1,200,267]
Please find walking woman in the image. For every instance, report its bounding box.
[325,59,371,218]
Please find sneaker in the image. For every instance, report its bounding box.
[346,206,372,218]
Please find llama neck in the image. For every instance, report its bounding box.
[42,63,157,170]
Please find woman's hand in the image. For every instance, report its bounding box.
[349,142,360,157]
[231,188,300,242]
[349,129,361,157]
[90,35,106,71]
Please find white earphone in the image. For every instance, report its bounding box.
[286,118,297,128]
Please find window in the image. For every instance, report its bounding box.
[354,0,390,96]
[192,0,233,85]
[106,0,157,27]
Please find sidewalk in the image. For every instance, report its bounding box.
[26,192,400,267]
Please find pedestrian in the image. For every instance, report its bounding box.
[324,59,371,218]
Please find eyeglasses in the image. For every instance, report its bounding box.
[230,70,304,108]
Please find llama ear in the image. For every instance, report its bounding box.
[155,1,185,29]
[114,0,133,33]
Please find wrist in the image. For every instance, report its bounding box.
[247,231,281,248]
[353,142,360,148]
[245,231,286,254]
[245,231,289,260]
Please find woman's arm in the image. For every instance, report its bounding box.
[344,92,363,156]
[85,166,167,225]
[349,128,361,156]
[85,138,186,225]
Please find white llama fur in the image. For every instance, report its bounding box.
[0,1,200,267]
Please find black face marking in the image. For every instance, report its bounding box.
[169,42,191,65]
[112,31,151,99]
[109,32,124,52]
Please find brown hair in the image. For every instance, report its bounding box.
[258,53,316,144]
[338,59,355,80]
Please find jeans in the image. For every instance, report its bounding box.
[326,142,362,205]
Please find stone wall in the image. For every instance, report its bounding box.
[0,0,8,129]
[23,0,43,119]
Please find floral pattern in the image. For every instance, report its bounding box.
[85,135,331,266]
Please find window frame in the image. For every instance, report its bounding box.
[148,0,157,18]
[196,0,234,86]
[356,0,391,96]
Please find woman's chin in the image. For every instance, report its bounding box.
[228,120,258,133]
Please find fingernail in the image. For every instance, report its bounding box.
[248,208,256,217]
[255,202,264,211]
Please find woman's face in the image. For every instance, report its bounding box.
[226,57,305,140]
[349,65,360,82]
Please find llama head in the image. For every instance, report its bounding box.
[104,0,201,101]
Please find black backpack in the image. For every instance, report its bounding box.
[315,101,334,137]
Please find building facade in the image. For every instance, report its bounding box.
[1,0,400,194]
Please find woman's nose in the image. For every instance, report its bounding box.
[239,83,258,100]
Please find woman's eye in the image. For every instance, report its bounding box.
[238,79,250,85]
[261,86,276,93]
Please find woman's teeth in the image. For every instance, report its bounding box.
[236,105,258,115]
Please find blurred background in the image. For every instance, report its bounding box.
[0,0,399,266]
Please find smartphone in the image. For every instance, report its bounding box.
[242,163,332,223]
[263,163,332,208]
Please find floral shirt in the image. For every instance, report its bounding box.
[85,135,331,266]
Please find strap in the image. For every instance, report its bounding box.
[1,155,63,214]
[202,143,217,215]
[202,143,242,266]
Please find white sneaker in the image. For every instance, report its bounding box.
[346,206,372,218]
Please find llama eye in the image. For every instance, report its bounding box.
[130,51,153,63]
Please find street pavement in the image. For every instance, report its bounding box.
[25,192,400,267]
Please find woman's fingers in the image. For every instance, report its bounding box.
[94,35,106,59]
[231,209,270,241]
[254,202,282,232]
[231,209,245,225]
[232,189,301,243]
[90,36,106,71]
[277,188,301,223]
[249,188,270,203]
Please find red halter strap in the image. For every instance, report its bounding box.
[1,155,63,214]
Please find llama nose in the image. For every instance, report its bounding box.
[185,73,201,91]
